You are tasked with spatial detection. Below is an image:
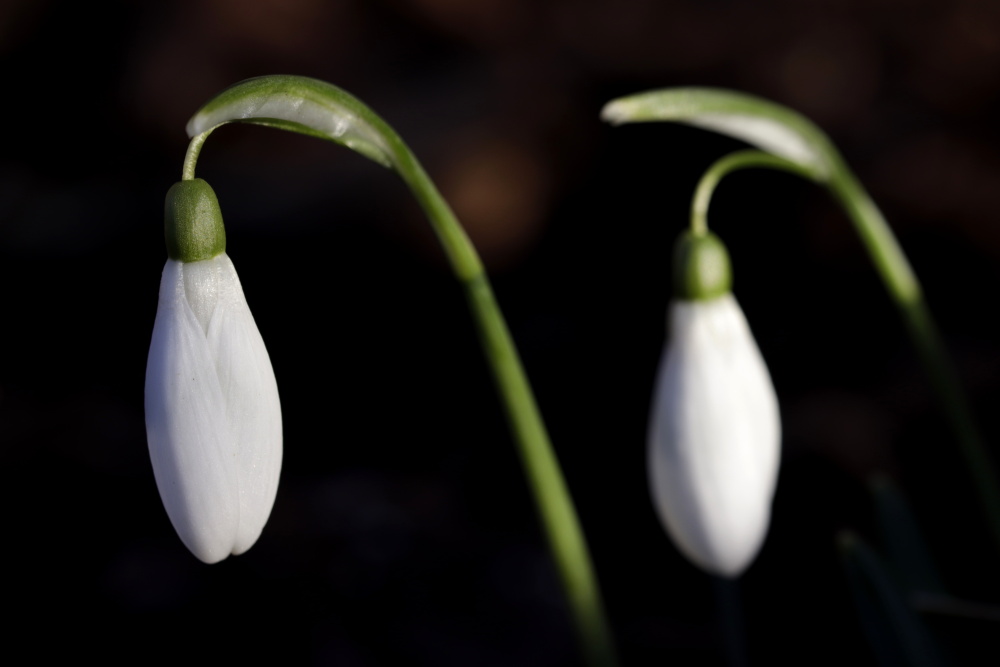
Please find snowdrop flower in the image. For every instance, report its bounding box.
[648,230,780,577]
[145,179,282,563]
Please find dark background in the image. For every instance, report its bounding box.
[2,0,1000,664]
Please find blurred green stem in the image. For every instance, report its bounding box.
[393,149,619,667]
[693,150,1000,554]
[690,150,819,234]
[828,168,1000,554]
[838,531,949,667]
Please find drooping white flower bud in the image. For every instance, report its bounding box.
[145,179,282,564]
[647,231,780,577]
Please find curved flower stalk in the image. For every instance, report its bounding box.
[603,87,1000,555]
[145,179,282,564]
[177,76,617,666]
[649,230,780,577]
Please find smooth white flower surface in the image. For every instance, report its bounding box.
[145,254,282,563]
[648,293,780,577]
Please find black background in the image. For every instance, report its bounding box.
[3,1,1000,665]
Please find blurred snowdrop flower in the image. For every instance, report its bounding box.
[648,230,780,577]
[145,179,282,563]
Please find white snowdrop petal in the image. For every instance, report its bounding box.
[145,260,240,564]
[202,255,283,554]
[145,254,283,562]
[648,294,780,577]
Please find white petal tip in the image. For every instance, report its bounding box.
[599,101,629,125]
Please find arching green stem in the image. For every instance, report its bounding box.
[826,166,1000,553]
[690,150,819,234]
[693,146,1000,553]
[182,130,212,181]
[386,144,619,667]
[182,76,618,667]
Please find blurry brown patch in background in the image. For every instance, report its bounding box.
[434,130,551,270]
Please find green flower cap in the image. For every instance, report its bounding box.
[672,230,732,300]
[164,179,227,262]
